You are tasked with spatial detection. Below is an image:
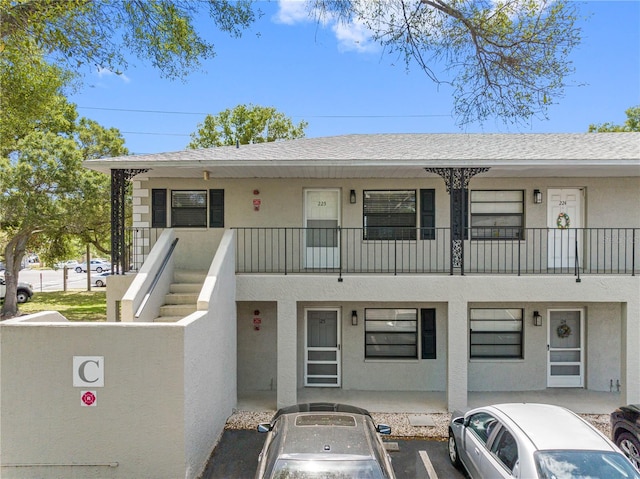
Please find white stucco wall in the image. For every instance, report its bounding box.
[0,321,185,479]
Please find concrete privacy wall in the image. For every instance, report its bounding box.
[0,232,238,479]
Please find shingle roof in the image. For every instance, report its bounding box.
[92,133,640,162]
[84,133,640,178]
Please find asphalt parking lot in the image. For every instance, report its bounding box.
[200,429,466,479]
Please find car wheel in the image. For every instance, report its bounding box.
[448,430,462,469]
[617,431,640,470]
[16,290,30,303]
[96,280,104,287]
[75,266,82,273]
[96,267,103,273]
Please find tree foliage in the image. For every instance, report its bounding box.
[0,0,257,80]
[588,106,640,132]
[310,0,582,125]
[188,104,308,148]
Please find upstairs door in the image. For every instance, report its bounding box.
[305,309,341,387]
[304,189,340,268]
[547,188,583,270]
[547,309,584,387]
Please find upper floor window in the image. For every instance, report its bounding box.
[363,190,416,240]
[171,190,207,227]
[470,190,524,239]
[150,189,225,228]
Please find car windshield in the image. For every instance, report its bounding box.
[271,459,385,479]
[535,450,640,479]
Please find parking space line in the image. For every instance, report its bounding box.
[419,450,438,479]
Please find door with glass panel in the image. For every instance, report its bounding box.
[547,309,584,387]
[304,189,340,268]
[305,309,341,387]
[547,189,583,270]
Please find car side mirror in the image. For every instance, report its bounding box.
[376,424,391,435]
[257,423,272,433]
[453,417,465,425]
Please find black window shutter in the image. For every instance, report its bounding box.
[209,189,224,228]
[420,189,436,240]
[151,189,167,228]
[421,308,436,359]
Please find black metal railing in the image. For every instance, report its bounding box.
[125,226,638,277]
[233,227,639,276]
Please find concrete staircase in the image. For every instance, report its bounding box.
[153,270,207,322]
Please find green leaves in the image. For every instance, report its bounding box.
[1,0,257,81]
[588,106,640,132]
[312,0,583,126]
[188,104,308,148]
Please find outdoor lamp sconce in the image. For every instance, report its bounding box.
[533,189,542,204]
[203,170,210,181]
[350,189,357,204]
[533,311,542,327]
[351,310,358,326]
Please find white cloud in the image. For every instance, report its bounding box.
[96,67,131,84]
[274,0,311,25]
[275,0,378,53]
[332,21,378,53]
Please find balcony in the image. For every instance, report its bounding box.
[124,227,638,277]
[234,227,638,277]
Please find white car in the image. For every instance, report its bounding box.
[448,403,640,479]
[55,260,79,270]
[75,260,111,273]
[93,272,111,287]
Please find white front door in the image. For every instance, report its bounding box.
[547,188,583,269]
[304,189,340,268]
[304,309,341,387]
[547,309,584,387]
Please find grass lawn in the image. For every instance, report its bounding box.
[17,290,107,321]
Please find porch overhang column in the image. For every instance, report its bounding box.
[110,168,148,274]
[277,299,298,409]
[447,299,469,411]
[621,301,640,404]
[424,168,490,274]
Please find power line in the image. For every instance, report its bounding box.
[78,106,451,119]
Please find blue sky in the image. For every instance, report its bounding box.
[69,0,640,155]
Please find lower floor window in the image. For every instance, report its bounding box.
[365,309,417,359]
[470,308,523,359]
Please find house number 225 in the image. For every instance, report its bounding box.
[559,201,567,206]
[317,201,327,206]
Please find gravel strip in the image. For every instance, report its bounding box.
[225,410,611,441]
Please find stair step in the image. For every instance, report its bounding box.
[159,304,197,317]
[174,270,207,283]
[164,292,199,305]
[169,283,201,294]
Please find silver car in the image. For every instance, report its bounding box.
[448,403,640,479]
[255,402,396,479]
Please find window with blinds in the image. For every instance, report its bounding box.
[470,308,523,359]
[363,190,416,240]
[365,308,418,359]
[470,190,524,239]
[171,190,207,227]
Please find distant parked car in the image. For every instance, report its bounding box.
[75,260,111,273]
[55,260,79,270]
[255,403,395,479]
[93,272,112,287]
[612,404,640,470]
[0,277,34,303]
[448,403,640,479]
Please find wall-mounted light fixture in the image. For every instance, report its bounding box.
[533,311,542,327]
[350,190,357,204]
[203,170,210,181]
[351,310,358,326]
[533,189,542,204]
